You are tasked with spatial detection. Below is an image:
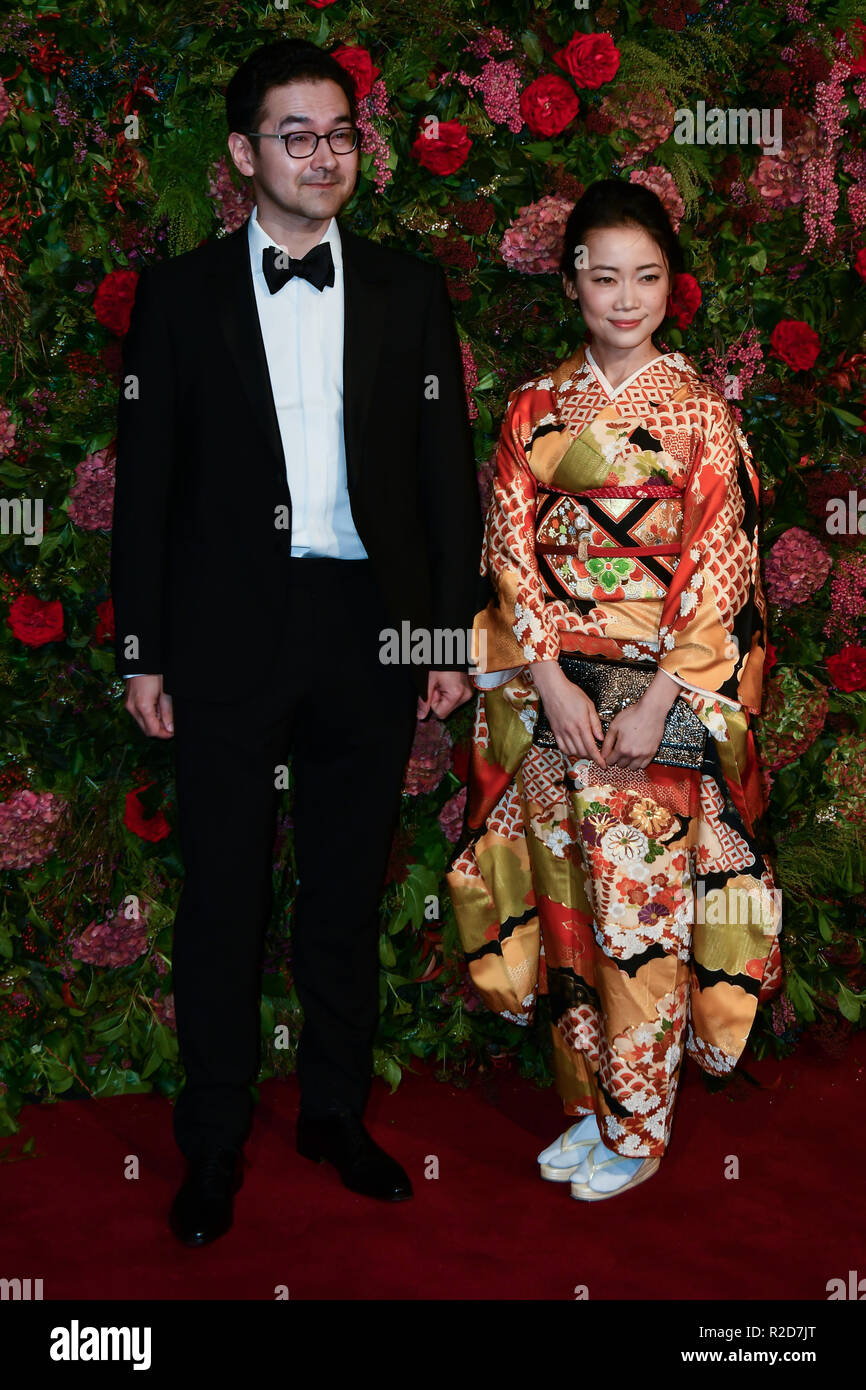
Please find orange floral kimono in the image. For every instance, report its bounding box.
[446,342,782,1159]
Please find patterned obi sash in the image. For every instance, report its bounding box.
[534,482,683,561]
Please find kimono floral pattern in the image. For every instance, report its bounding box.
[447,343,782,1158]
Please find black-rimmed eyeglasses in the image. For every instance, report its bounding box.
[243,127,360,158]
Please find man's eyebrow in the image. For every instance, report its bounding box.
[274,113,353,129]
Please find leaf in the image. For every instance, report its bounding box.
[836,982,862,1023]
[816,908,835,942]
[827,404,865,433]
[521,30,544,65]
[140,1047,163,1079]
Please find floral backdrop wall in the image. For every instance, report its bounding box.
[1,0,865,1137]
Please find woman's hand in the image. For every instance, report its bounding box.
[598,703,665,769]
[531,660,607,765]
[599,668,681,769]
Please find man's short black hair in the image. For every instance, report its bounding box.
[225,38,358,137]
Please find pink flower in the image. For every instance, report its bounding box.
[439,787,468,842]
[0,401,16,458]
[71,901,150,968]
[628,166,685,232]
[764,526,832,606]
[403,719,453,796]
[499,194,573,274]
[207,155,254,233]
[600,88,675,163]
[749,118,820,208]
[67,447,115,530]
[0,788,64,869]
[0,78,10,126]
[461,340,478,421]
[456,58,524,133]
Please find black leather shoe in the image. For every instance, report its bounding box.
[169,1146,244,1247]
[296,1110,413,1202]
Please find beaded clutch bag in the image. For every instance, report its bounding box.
[532,653,708,770]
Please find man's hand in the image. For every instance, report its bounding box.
[417,670,473,720]
[124,674,174,738]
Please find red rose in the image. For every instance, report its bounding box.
[410,119,472,176]
[7,594,65,647]
[94,597,115,644]
[331,44,380,100]
[666,272,701,329]
[764,641,777,673]
[306,0,337,7]
[826,644,866,691]
[847,18,866,75]
[124,783,171,843]
[519,74,579,136]
[854,247,866,281]
[553,32,621,89]
[769,319,820,371]
[94,268,140,337]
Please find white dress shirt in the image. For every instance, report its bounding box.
[248,207,367,559]
[125,207,366,679]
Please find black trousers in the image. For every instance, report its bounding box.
[168,558,418,1161]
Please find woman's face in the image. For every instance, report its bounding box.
[562,223,671,354]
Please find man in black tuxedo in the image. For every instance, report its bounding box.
[110,38,482,1246]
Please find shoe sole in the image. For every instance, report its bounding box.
[539,1161,590,1182]
[570,1157,660,1201]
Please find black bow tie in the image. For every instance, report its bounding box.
[262,241,335,294]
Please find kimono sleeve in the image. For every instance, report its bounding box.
[480,388,561,669]
[656,392,765,712]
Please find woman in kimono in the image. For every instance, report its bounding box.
[446,179,781,1201]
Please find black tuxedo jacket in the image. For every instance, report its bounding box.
[110,214,483,701]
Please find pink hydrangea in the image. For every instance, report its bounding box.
[0,401,16,458]
[67,448,115,530]
[499,194,574,274]
[0,788,64,869]
[403,718,454,795]
[439,787,468,842]
[207,155,255,233]
[628,166,685,232]
[71,901,150,968]
[0,79,10,127]
[600,88,675,163]
[749,118,820,208]
[151,991,176,1028]
[764,526,832,606]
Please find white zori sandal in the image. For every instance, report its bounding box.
[570,1141,660,1200]
[537,1113,601,1182]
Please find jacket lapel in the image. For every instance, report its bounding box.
[207,215,389,493]
[208,221,285,487]
[339,222,388,489]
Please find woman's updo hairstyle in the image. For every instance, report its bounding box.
[559,177,685,290]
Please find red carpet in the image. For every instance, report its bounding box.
[2,1032,863,1300]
